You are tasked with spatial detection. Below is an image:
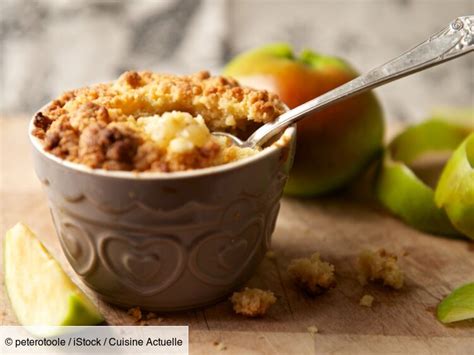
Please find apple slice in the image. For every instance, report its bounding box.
[435,134,474,240]
[4,223,103,334]
[437,283,474,323]
[375,117,472,237]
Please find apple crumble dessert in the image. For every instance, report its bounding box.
[357,249,404,289]
[287,253,336,295]
[230,287,276,317]
[32,71,286,172]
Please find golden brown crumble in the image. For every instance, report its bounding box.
[287,253,336,296]
[127,306,163,325]
[33,71,286,172]
[230,288,276,317]
[357,249,404,289]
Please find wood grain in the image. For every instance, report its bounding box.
[1,117,473,354]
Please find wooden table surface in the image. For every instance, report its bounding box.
[1,117,473,354]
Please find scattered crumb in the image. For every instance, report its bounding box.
[357,249,404,289]
[230,287,276,317]
[265,250,277,259]
[359,294,375,307]
[143,312,164,324]
[127,307,164,325]
[213,341,227,351]
[145,312,157,320]
[127,306,142,321]
[287,253,336,296]
[307,326,319,335]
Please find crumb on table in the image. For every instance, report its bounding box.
[145,312,157,320]
[359,294,375,307]
[127,306,142,321]
[357,249,404,289]
[144,312,164,323]
[307,326,319,335]
[127,307,164,325]
[213,341,227,351]
[230,287,276,317]
[287,252,336,295]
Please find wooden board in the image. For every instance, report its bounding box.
[1,117,473,354]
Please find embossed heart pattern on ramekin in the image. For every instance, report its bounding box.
[29,111,296,311]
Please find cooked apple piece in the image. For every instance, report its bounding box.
[4,223,103,335]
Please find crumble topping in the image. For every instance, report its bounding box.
[230,287,276,317]
[287,253,336,295]
[33,71,286,172]
[357,249,404,289]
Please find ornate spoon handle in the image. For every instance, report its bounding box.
[247,16,474,148]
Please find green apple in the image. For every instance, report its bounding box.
[4,223,103,335]
[224,43,384,196]
[437,282,474,323]
[435,133,474,239]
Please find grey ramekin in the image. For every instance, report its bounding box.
[28,114,296,311]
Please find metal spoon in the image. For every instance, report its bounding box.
[214,15,474,149]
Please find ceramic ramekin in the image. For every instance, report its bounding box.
[29,113,296,311]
